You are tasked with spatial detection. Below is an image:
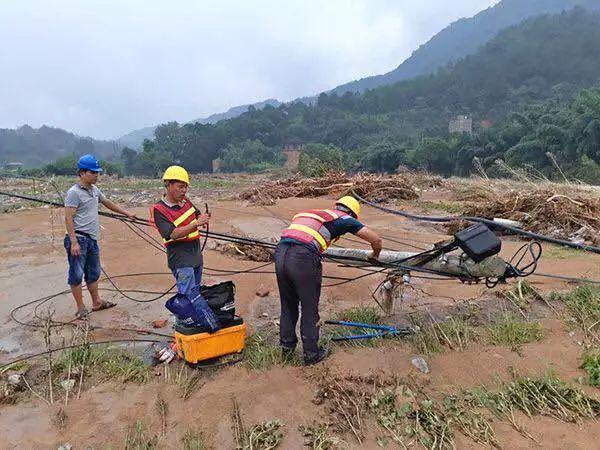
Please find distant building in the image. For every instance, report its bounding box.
[282,143,303,170]
[449,115,473,135]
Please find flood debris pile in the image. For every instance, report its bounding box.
[239,172,433,205]
[463,190,600,244]
[212,227,274,262]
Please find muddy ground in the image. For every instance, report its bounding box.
[0,175,599,449]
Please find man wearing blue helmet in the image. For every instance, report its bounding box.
[64,154,137,319]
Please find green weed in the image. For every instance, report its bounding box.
[466,371,600,429]
[487,314,544,347]
[409,316,480,355]
[182,429,207,450]
[124,420,157,450]
[244,330,300,370]
[581,351,600,387]
[557,285,600,343]
[60,345,150,383]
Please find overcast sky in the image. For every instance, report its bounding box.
[0,0,500,139]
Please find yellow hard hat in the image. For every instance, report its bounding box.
[336,196,361,218]
[162,165,190,185]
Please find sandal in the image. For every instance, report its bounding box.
[92,301,117,312]
[75,308,90,320]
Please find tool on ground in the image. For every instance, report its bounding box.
[156,341,178,364]
[325,320,412,341]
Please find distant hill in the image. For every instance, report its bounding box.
[0,125,118,168]
[121,0,600,149]
[118,99,282,149]
[329,0,600,95]
[190,98,282,125]
[137,8,600,177]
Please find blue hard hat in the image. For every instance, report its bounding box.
[77,154,103,172]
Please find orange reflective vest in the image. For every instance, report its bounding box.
[149,198,200,247]
[281,209,348,253]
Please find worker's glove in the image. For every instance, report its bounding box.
[156,341,178,364]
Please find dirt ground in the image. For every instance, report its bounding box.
[0,176,599,449]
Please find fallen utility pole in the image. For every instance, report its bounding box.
[324,248,508,280]
[325,247,510,315]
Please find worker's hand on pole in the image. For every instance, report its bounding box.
[367,250,379,263]
[70,241,81,257]
[125,211,138,221]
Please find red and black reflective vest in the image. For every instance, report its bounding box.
[149,198,199,247]
[281,209,348,253]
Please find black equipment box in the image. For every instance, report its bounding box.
[454,223,501,263]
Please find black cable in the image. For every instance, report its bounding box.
[352,191,600,254]
[531,272,600,285]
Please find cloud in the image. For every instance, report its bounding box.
[0,0,499,138]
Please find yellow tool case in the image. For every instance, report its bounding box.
[174,317,246,364]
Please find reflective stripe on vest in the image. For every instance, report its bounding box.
[281,209,347,252]
[150,198,200,247]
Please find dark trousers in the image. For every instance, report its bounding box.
[275,242,322,357]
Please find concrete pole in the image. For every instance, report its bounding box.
[323,248,508,279]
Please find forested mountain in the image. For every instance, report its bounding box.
[0,125,117,168]
[118,99,282,149]
[331,0,600,95]
[120,0,600,149]
[122,9,600,183]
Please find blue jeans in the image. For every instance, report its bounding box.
[64,234,101,286]
[171,266,202,298]
[171,267,220,331]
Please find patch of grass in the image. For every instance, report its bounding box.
[60,345,150,384]
[299,423,345,449]
[503,279,544,309]
[182,429,207,450]
[581,351,600,387]
[556,285,600,343]
[97,349,150,383]
[336,306,381,324]
[409,323,446,356]
[409,316,480,355]
[244,330,300,370]
[124,420,157,450]
[466,371,600,432]
[487,314,544,348]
